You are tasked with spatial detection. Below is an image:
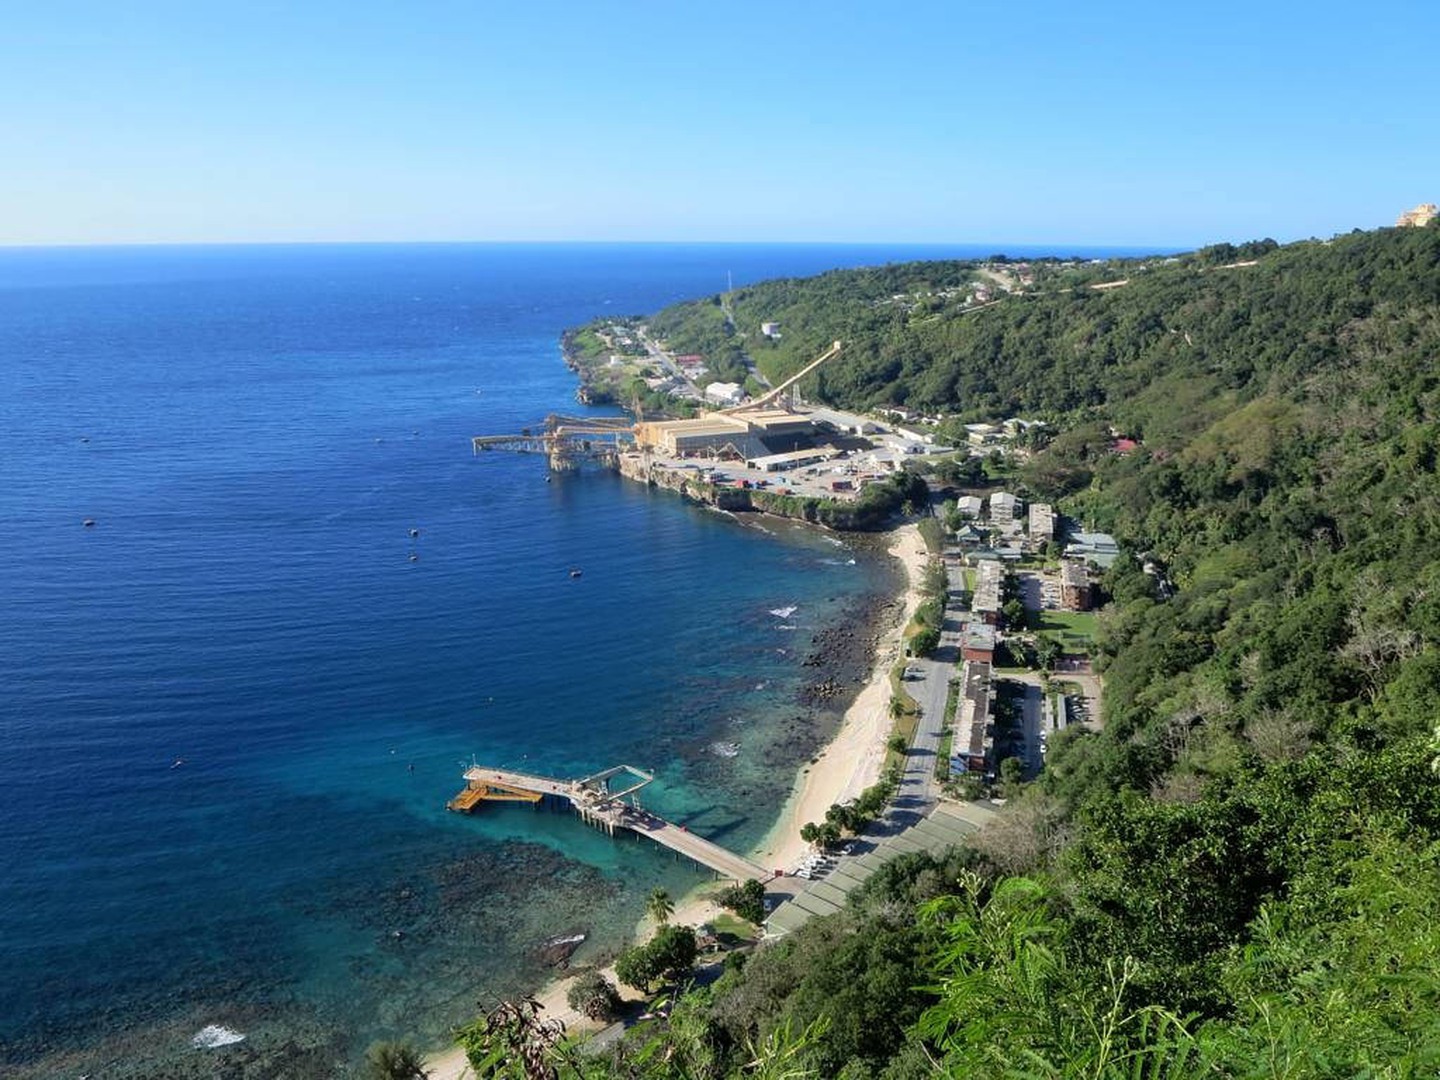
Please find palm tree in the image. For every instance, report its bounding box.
[646,886,674,926]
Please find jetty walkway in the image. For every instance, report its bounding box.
[449,764,770,883]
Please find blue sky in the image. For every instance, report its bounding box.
[2,0,1435,246]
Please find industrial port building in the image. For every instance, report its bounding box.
[635,409,817,459]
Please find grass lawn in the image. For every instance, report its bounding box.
[1035,609,1099,650]
[935,729,954,781]
[709,913,759,944]
[885,667,921,771]
[888,709,920,772]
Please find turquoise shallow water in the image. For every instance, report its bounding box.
[0,242,1134,1075]
[0,243,903,1076]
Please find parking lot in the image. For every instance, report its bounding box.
[791,840,859,880]
[1018,568,1062,612]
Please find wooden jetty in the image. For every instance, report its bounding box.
[449,764,770,883]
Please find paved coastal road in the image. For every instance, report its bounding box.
[639,330,702,397]
[765,551,977,922]
[885,557,970,827]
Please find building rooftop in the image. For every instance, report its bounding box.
[641,416,748,439]
[764,803,993,938]
[958,660,993,757]
[972,560,1005,613]
[963,622,997,650]
[747,447,838,469]
[1028,502,1056,538]
[1068,530,1118,550]
[738,409,814,430]
[1065,531,1120,568]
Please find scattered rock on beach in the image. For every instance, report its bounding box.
[535,932,588,968]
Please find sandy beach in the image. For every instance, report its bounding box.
[426,522,929,1079]
[750,522,927,875]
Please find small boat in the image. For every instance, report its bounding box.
[409,553,419,562]
[569,569,582,578]
[83,519,95,528]
[408,528,420,538]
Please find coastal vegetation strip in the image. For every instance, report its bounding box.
[431,221,1440,1075]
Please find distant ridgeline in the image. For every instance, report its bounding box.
[499,221,1440,1076]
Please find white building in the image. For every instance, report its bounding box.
[704,382,745,407]
[746,448,838,472]
[1028,502,1056,539]
[956,495,984,518]
[972,560,1006,623]
[989,491,1022,524]
[964,422,1003,447]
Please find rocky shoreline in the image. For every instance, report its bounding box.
[797,598,903,707]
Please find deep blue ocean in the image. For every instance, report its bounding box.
[0,241,1143,1076]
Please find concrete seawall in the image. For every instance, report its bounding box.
[616,452,897,529]
[617,453,758,512]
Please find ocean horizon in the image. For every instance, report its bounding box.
[0,241,1146,1076]
[0,239,1177,254]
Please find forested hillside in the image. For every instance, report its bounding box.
[463,224,1440,1077]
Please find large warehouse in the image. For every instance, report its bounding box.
[636,409,817,459]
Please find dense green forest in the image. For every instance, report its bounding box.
[455,224,1440,1078]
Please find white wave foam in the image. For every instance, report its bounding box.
[710,741,741,758]
[191,1025,246,1049]
[769,605,798,618]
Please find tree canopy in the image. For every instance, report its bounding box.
[457,222,1440,1077]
